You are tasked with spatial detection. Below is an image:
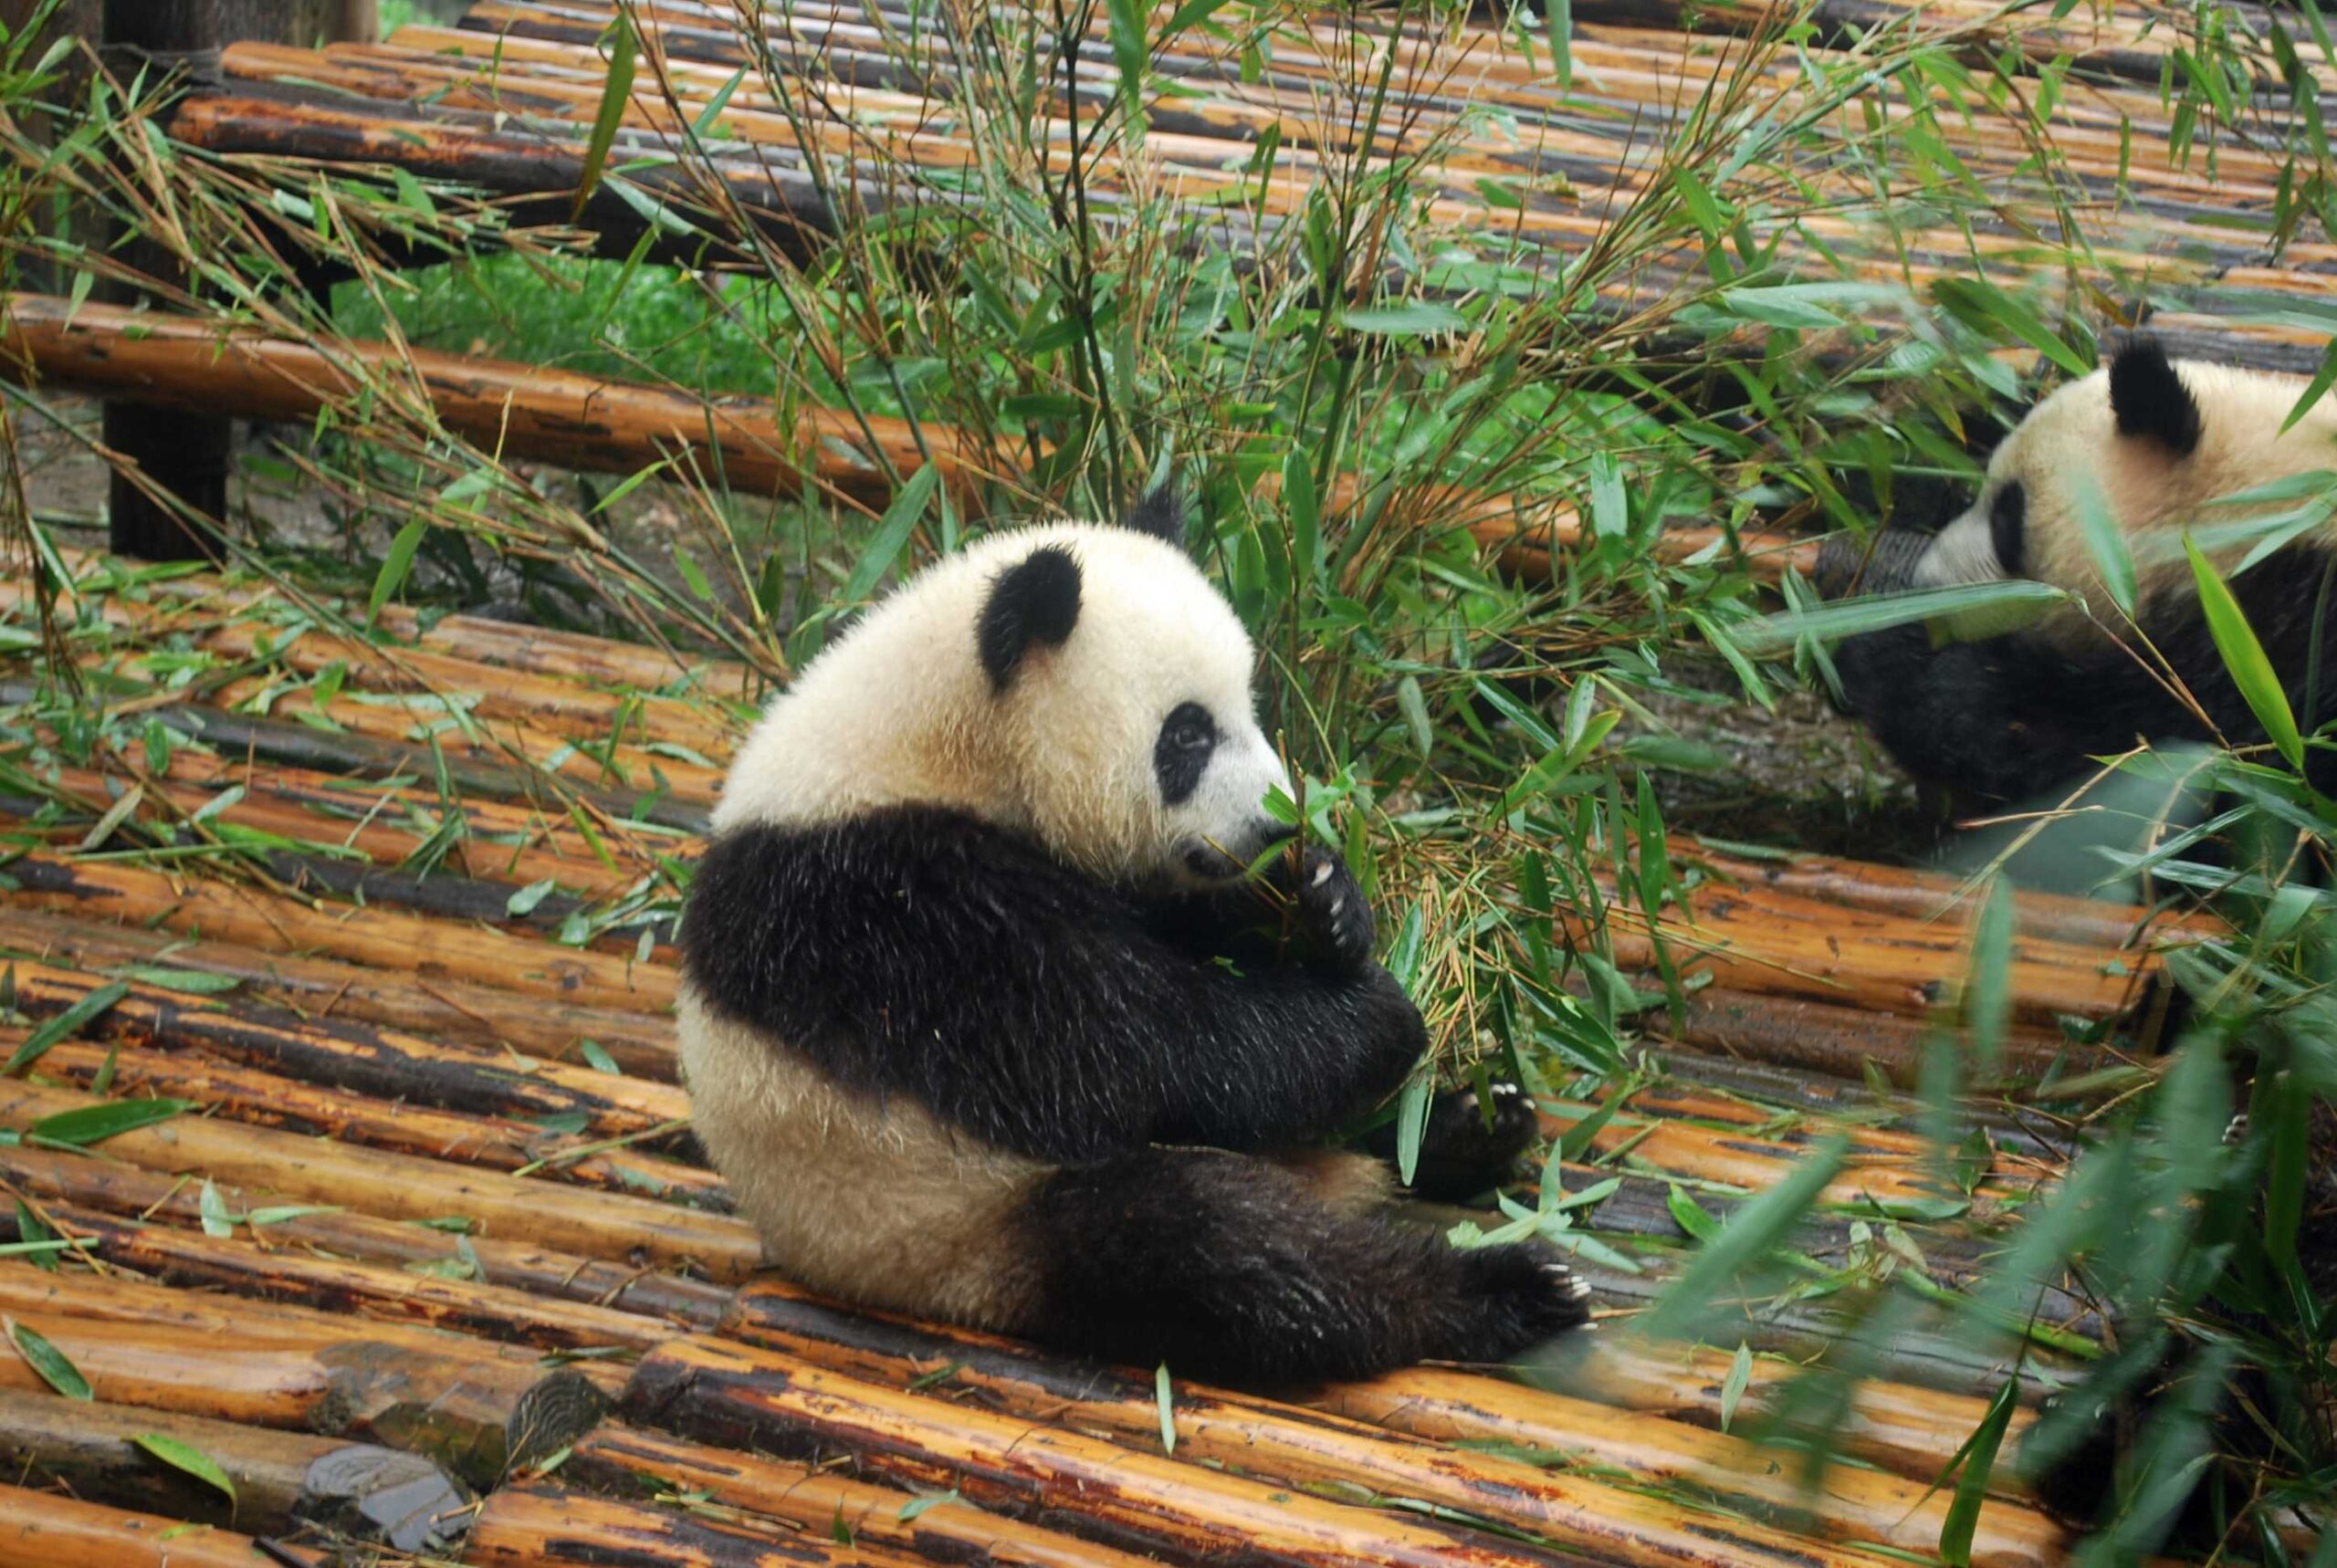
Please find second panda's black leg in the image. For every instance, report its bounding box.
[1009,1147,1589,1385]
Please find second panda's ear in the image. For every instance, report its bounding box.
[2109,337,2202,458]
[1124,486,1188,547]
[979,546,1082,691]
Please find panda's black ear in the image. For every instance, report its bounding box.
[2109,337,2202,458]
[1124,486,1187,547]
[979,546,1082,691]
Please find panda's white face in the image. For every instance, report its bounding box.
[711,520,1294,887]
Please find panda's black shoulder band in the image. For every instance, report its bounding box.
[2108,336,2202,458]
[677,807,1426,1163]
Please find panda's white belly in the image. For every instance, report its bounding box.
[676,984,1049,1327]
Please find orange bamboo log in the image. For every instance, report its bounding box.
[465,1480,932,1568]
[0,1486,275,1568]
[564,1423,1161,1568]
[716,1286,1960,1568]
[0,1141,729,1328]
[0,1081,760,1281]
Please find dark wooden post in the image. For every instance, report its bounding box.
[97,0,344,559]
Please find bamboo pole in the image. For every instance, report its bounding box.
[624,1335,1616,1568]
[0,1142,730,1328]
[562,1422,1164,1568]
[0,1081,760,1280]
[0,1486,277,1568]
[465,1479,935,1568]
[0,1263,622,1486]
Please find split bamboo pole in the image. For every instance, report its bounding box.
[0,1486,275,1568]
[465,1479,935,1568]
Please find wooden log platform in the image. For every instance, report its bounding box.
[0,547,2224,1565]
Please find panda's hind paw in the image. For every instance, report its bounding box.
[1451,1240,1594,1354]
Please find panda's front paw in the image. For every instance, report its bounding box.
[1405,1082,1541,1201]
[1294,848,1375,973]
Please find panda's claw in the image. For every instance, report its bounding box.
[1311,861,1336,888]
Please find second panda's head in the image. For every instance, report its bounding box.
[1905,337,2337,621]
[712,499,1294,888]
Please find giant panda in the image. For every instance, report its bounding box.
[676,497,1593,1385]
[1824,337,2337,804]
[1819,339,2337,1542]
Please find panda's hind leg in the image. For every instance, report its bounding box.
[1008,1147,1588,1385]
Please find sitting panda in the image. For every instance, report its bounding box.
[676,497,1592,1384]
[1825,336,2337,803]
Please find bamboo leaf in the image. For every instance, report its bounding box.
[2279,337,2337,434]
[1932,277,2090,377]
[1719,1342,1753,1433]
[368,518,429,628]
[5,1318,90,1399]
[133,1434,237,1507]
[1736,580,2067,655]
[77,783,143,852]
[2070,469,2137,618]
[26,1098,194,1149]
[13,1201,56,1272]
[1155,1363,1177,1453]
[1337,302,1469,336]
[2184,533,2304,769]
[571,12,639,223]
[579,1040,624,1076]
[5,980,128,1078]
[843,465,938,605]
[1641,1134,1850,1341]
[1939,1379,2018,1565]
[1546,0,1574,86]
[506,878,559,918]
[1394,1073,1433,1188]
[199,1178,236,1239]
[1963,877,2013,1074]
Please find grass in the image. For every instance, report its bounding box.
[0,0,2332,1556]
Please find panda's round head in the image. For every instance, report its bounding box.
[1909,338,2337,632]
[711,503,1294,887]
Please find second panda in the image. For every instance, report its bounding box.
[677,498,1592,1384]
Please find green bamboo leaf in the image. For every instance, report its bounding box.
[1155,1363,1177,1453]
[1963,878,2014,1075]
[1337,302,1469,336]
[1394,1073,1433,1188]
[5,980,128,1078]
[1106,0,1148,129]
[1641,1134,1850,1341]
[1931,277,2090,377]
[26,1098,194,1149]
[844,465,938,605]
[5,1318,89,1399]
[133,1434,237,1507]
[13,1201,56,1273]
[2184,533,2304,769]
[2069,469,2137,618]
[2279,337,2337,434]
[1939,1378,2018,1566]
[506,878,559,918]
[1719,1342,1753,1433]
[1734,580,2068,655]
[1546,0,1573,86]
[367,518,429,628]
[571,13,639,222]
[199,1178,236,1239]
[579,1040,624,1076]
[1666,1185,1719,1241]
[1284,447,1320,584]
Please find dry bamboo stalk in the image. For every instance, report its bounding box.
[0,1142,730,1328]
[623,1335,1609,1568]
[1660,986,2101,1087]
[465,1479,935,1568]
[719,1286,1986,1568]
[0,293,983,505]
[23,1038,723,1207]
[0,1081,760,1280]
[2,854,675,1011]
[40,1200,683,1354]
[562,1422,1164,1568]
[0,1486,275,1568]
[0,1386,454,1539]
[3,960,689,1138]
[0,1264,622,1485]
[0,905,680,1077]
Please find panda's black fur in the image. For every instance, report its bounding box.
[676,505,1590,1385]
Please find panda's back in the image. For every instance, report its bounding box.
[677,984,1049,1325]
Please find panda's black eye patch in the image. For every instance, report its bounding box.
[1154,701,1218,806]
[1988,482,2027,577]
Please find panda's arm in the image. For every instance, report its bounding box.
[1833,622,2183,803]
[677,808,1425,1163]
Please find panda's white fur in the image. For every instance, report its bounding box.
[1913,357,2337,645]
[676,514,1590,1382]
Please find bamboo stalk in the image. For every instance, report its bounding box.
[1658,986,2102,1087]
[0,1263,622,1486]
[622,1335,1610,1568]
[0,905,680,1077]
[707,1292,1972,1568]
[465,1479,934,1568]
[0,1141,730,1328]
[562,1421,1165,1568]
[0,1486,278,1568]
[0,1081,760,1281]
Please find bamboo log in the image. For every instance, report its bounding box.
[622,1335,1608,1568]
[0,1263,621,1486]
[0,906,679,1077]
[0,1142,730,1328]
[0,1386,467,1542]
[1,293,981,506]
[1658,986,2101,1088]
[562,1422,1162,1568]
[2,960,689,1139]
[34,1201,683,1354]
[0,1081,760,1281]
[465,1479,932,1568]
[713,1288,1973,1568]
[0,1486,276,1568]
[1,854,673,1011]
[21,1036,721,1207]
